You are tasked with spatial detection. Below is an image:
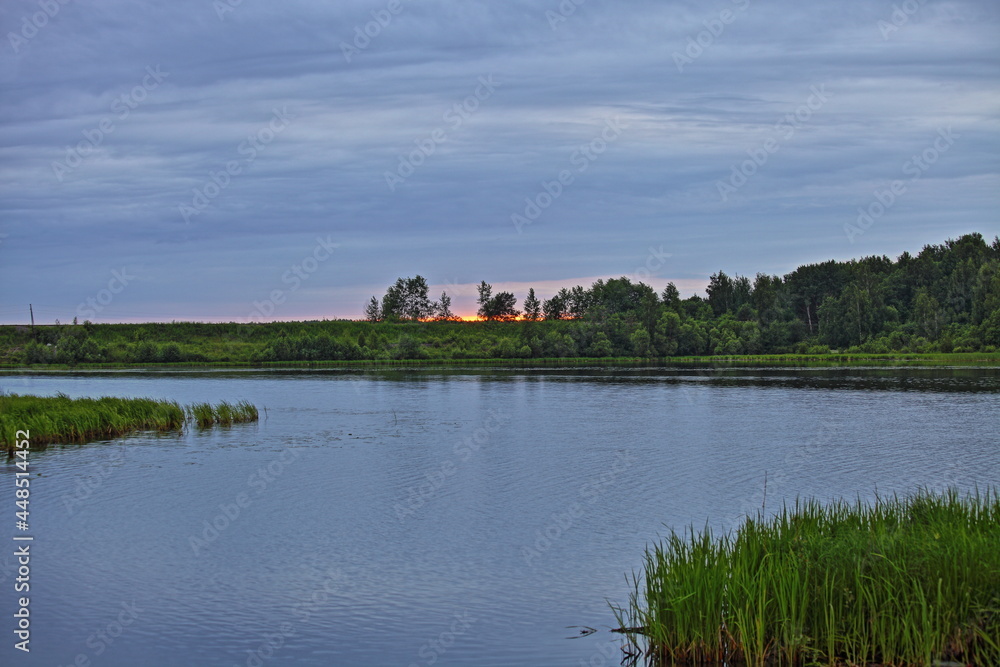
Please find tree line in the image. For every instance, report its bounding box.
[361,232,1000,356]
[2,233,997,365]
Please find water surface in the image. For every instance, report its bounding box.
[1,366,998,666]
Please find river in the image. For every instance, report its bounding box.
[1,366,998,666]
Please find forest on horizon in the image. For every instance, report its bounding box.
[2,232,998,365]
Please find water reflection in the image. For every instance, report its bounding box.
[0,367,996,666]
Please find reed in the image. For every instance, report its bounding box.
[2,393,259,451]
[186,399,257,428]
[615,489,1000,666]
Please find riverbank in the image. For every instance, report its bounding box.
[2,311,998,369]
[0,393,258,452]
[2,351,999,372]
[615,488,1000,666]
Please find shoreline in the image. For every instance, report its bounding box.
[2,352,999,372]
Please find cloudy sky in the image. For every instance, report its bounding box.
[1,0,997,323]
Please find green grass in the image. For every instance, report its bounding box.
[1,393,258,451]
[1,318,997,369]
[3,352,998,372]
[614,488,1000,666]
[186,400,258,427]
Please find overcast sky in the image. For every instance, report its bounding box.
[1,0,997,323]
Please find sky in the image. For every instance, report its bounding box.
[1,0,998,323]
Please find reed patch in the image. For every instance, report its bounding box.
[614,488,1000,666]
[1,393,259,452]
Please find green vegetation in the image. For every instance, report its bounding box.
[187,400,258,428]
[1,233,997,366]
[1,393,258,452]
[614,489,1000,666]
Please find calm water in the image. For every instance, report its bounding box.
[1,366,998,666]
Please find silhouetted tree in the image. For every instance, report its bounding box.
[382,276,434,321]
[477,281,521,321]
[435,291,455,321]
[364,296,382,322]
[523,288,541,321]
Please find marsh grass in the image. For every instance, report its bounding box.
[614,489,1000,666]
[186,400,257,428]
[2,393,258,451]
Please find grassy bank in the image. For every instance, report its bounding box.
[1,393,258,452]
[1,316,998,369]
[2,351,999,371]
[615,489,1000,666]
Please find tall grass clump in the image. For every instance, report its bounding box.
[186,400,258,428]
[1,392,184,451]
[615,488,1000,666]
[188,402,215,428]
[2,393,260,451]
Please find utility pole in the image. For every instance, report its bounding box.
[29,304,34,333]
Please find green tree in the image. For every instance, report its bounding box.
[913,288,943,340]
[785,260,847,335]
[476,281,492,315]
[435,291,455,321]
[523,288,542,321]
[707,272,751,317]
[477,282,520,321]
[751,273,783,324]
[543,330,576,356]
[393,334,424,359]
[543,289,569,320]
[972,260,1000,324]
[630,326,652,357]
[382,276,434,321]
[587,332,613,357]
[364,296,382,322]
[654,310,681,356]
[661,282,681,311]
[490,292,520,321]
[677,321,708,355]
[567,285,591,318]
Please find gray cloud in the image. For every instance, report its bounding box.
[1,0,997,322]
